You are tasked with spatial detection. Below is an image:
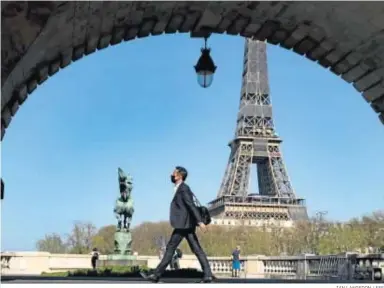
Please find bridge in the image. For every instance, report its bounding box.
[2,1,384,141]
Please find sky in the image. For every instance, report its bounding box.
[1,34,384,251]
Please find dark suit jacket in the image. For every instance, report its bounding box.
[170,182,202,229]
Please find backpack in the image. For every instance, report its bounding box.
[191,192,211,225]
[198,206,212,225]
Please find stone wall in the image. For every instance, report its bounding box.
[1,252,92,275]
[0,251,264,277]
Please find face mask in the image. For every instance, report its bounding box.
[170,175,176,183]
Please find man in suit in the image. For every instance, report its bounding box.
[141,166,214,283]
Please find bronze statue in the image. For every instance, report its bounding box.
[114,168,134,231]
[113,168,135,255]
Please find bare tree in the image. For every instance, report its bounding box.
[66,221,97,254]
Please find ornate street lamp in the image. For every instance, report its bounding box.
[194,37,217,88]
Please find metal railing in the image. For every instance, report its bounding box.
[208,253,383,281]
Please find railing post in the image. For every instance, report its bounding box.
[304,255,308,280]
[243,258,248,278]
[296,256,308,280]
[345,253,357,281]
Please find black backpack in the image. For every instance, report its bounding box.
[191,192,212,226]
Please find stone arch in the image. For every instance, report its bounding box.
[2,1,384,140]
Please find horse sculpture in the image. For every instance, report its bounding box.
[113,168,134,232]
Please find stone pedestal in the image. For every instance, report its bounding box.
[114,231,132,255]
[96,254,147,269]
[96,230,147,269]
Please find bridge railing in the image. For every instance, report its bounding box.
[261,256,298,279]
[206,253,365,280]
[2,251,382,281]
[206,256,247,276]
[306,254,352,280]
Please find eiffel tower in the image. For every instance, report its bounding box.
[208,39,308,227]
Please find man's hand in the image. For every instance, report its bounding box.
[198,222,207,233]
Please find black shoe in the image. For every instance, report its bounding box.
[196,276,214,283]
[140,272,160,283]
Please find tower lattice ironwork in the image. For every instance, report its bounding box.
[208,39,308,227]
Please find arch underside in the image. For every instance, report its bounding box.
[2,1,384,140]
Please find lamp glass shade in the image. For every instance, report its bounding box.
[197,70,214,88]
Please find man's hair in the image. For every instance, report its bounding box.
[175,166,188,181]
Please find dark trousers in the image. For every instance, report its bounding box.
[154,228,212,277]
[91,256,97,269]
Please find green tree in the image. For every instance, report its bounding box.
[131,221,172,255]
[363,211,384,250]
[92,225,116,254]
[35,210,384,256]
[36,233,67,253]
